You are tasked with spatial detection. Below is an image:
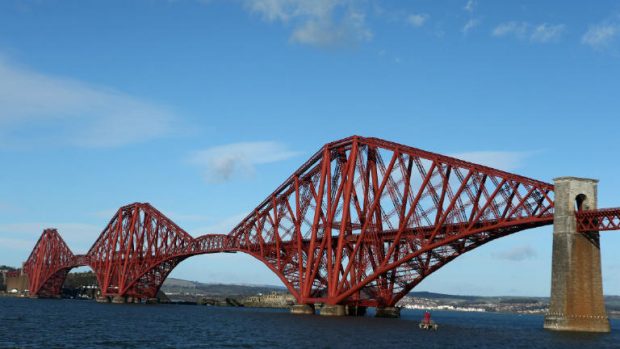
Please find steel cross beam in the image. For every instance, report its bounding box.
[576,208,620,232]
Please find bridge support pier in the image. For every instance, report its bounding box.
[375,306,400,318]
[111,295,127,304]
[290,304,315,315]
[346,305,367,316]
[544,177,610,333]
[126,296,141,304]
[319,304,346,316]
[96,296,110,303]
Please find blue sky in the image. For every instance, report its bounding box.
[1,0,619,296]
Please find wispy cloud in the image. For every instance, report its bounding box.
[493,22,529,39]
[492,245,537,261]
[408,13,429,28]
[291,11,372,47]
[189,141,300,183]
[463,19,480,34]
[461,0,480,35]
[492,22,565,43]
[582,21,620,50]
[0,56,179,148]
[450,151,532,172]
[530,23,566,43]
[464,0,476,13]
[244,0,372,48]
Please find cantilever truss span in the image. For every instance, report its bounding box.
[225,136,555,306]
[23,136,563,307]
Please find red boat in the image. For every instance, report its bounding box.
[419,311,438,330]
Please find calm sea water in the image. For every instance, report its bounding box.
[0,297,618,348]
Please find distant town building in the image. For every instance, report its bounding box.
[3,270,29,295]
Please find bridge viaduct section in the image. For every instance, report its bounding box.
[15,136,620,333]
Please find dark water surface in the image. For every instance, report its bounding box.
[0,298,618,348]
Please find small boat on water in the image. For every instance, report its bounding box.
[419,311,438,331]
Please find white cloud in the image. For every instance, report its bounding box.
[493,21,529,39]
[189,141,300,183]
[0,56,178,148]
[450,151,531,172]
[582,22,620,49]
[530,23,566,43]
[464,0,476,13]
[245,0,339,22]
[492,245,537,261]
[245,0,296,22]
[244,0,372,47]
[407,13,429,28]
[291,11,372,47]
[463,18,480,34]
[492,22,565,43]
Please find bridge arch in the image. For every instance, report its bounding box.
[121,248,300,303]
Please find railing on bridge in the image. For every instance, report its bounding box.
[575,208,620,232]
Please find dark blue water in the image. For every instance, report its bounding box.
[0,298,618,348]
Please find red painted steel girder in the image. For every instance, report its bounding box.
[576,208,620,232]
[22,229,81,297]
[20,136,559,306]
[226,136,555,306]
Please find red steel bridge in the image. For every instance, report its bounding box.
[19,136,620,313]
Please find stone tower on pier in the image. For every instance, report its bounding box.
[544,177,610,332]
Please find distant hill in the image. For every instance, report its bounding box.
[409,291,482,302]
[605,295,620,310]
[163,278,197,288]
[161,278,286,297]
[409,291,620,310]
[409,291,547,303]
[4,268,619,307]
